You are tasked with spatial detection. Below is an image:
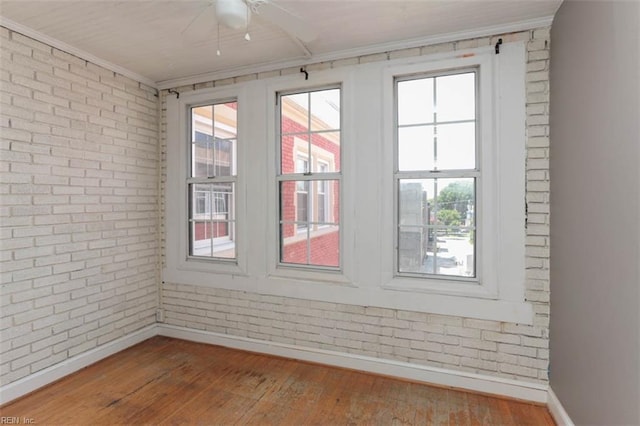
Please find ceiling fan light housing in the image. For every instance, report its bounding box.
[216,0,250,30]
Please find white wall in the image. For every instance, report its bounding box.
[160,28,553,385]
[0,28,159,386]
[550,1,640,424]
[0,22,556,397]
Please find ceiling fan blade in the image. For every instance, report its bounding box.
[255,2,318,43]
[182,3,217,43]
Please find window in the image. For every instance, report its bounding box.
[188,101,237,260]
[165,44,530,323]
[395,71,477,280]
[277,87,341,269]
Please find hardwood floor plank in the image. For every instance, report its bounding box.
[0,336,175,423]
[466,392,494,425]
[449,389,472,426]
[0,337,555,425]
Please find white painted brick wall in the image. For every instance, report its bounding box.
[0,29,159,385]
[158,29,551,384]
[1,25,551,388]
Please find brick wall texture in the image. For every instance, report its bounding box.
[0,28,159,385]
[159,28,551,384]
[1,26,550,388]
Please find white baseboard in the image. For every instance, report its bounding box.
[548,387,574,426]
[0,324,157,405]
[158,324,549,403]
[2,323,551,406]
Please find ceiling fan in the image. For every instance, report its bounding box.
[182,0,318,48]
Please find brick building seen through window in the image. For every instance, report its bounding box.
[189,101,237,259]
[278,88,341,269]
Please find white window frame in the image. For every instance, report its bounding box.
[276,84,343,271]
[267,71,355,284]
[394,69,480,282]
[380,43,527,311]
[165,86,247,277]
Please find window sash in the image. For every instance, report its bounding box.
[394,69,479,281]
[277,85,342,270]
[188,100,238,261]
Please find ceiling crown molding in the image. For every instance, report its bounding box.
[0,16,158,89]
[156,15,554,90]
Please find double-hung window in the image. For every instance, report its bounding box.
[277,87,341,269]
[166,44,529,323]
[188,101,238,260]
[395,71,478,280]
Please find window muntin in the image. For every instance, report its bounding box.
[395,71,478,279]
[278,87,341,269]
[188,101,238,260]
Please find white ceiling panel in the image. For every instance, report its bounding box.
[0,0,561,86]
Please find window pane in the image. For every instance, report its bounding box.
[281,228,309,265]
[314,179,338,224]
[192,105,213,178]
[398,124,476,172]
[278,86,341,270]
[311,133,340,172]
[214,102,237,138]
[398,126,435,171]
[281,179,341,229]
[213,139,234,177]
[280,179,340,268]
[435,122,475,170]
[436,72,475,123]
[310,89,340,131]
[280,181,309,229]
[398,77,435,126]
[276,179,342,227]
[434,178,475,221]
[189,183,236,259]
[281,92,309,134]
[398,226,428,272]
[191,102,237,178]
[191,220,213,256]
[398,226,474,277]
[281,134,309,175]
[432,228,474,277]
[399,180,434,226]
[280,88,341,175]
[281,224,341,268]
[398,178,475,277]
[309,224,340,267]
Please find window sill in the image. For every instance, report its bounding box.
[165,256,248,282]
[268,265,353,287]
[382,275,495,299]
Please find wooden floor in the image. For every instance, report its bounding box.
[1,337,554,425]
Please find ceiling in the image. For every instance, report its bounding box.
[0,1,561,88]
